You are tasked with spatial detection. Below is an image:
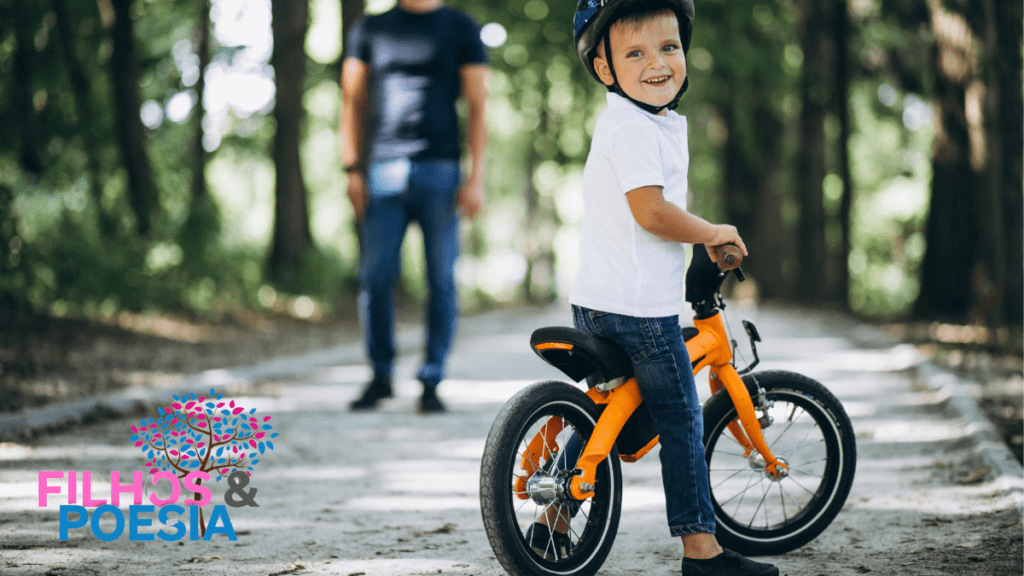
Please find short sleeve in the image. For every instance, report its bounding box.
[607,122,664,193]
[455,12,489,66]
[345,17,370,62]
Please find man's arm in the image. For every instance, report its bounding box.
[625,186,748,263]
[340,57,369,219]
[458,64,488,219]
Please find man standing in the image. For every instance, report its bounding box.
[340,0,488,413]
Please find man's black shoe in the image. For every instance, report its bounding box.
[350,375,393,411]
[682,549,779,576]
[418,385,446,413]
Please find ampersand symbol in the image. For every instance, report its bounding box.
[224,471,259,507]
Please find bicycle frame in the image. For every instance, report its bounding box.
[544,309,787,501]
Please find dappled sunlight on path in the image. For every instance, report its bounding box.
[0,304,1019,576]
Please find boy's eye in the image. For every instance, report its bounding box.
[662,44,679,52]
[626,50,642,58]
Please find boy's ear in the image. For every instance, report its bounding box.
[593,54,615,87]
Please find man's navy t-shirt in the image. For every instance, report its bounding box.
[347,6,488,163]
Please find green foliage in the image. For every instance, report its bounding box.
[0,0,1003,326]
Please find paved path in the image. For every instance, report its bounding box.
[1,302,1021,575]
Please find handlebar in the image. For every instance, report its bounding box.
[717,244,743,272]
[686,243,745,313]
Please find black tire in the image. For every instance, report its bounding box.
[481,381,622,576]
[702,371,856,556]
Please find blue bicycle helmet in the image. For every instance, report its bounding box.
[574,0,695,113]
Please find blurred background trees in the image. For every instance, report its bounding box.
[0,0,1019,338]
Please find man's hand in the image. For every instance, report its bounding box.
[346,172,367,220]
[457,178,484,219]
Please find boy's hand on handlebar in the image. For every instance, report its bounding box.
[704,225,748,269]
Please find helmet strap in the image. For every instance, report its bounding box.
[602,29,688,115]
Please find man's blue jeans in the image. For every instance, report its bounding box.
[572,305,716,536]
[359,159,461,388]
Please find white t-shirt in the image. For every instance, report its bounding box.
[569,92,689,318]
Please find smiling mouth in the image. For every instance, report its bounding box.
[642,75,671,85]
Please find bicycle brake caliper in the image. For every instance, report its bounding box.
[753,379,773,429]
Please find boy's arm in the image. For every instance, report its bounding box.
[625,186,748,263]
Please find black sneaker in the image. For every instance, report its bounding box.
[418,385,446,413]
[350,375,392,411]
[524,523,572,561]
[682,549,778,576]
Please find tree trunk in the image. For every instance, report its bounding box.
[964,0,1024,329]
[722,99,789,300]
[12,0,43,175]
[914,0,980,322]
[180,0,220,266]
[52,0,115,236]
[522,102,557,304]
[109,0,159,236]
[191,0,211,205]
[833,0,853,309]
[795,0,831,303]
[995,0,1023,326]
[269,0,313,287]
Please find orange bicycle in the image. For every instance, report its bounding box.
[479,245,856,576]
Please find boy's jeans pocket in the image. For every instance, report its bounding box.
[367,158,411,198]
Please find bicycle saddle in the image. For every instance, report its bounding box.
[530,327,634,386]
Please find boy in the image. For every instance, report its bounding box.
[566,1,778,574]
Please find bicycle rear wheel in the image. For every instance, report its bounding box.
[702,371,856,555]
[480,381,622,576]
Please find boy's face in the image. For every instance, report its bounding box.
[594,13,686,113]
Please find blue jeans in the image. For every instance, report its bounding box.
[572,305,716,536]
[359,159,461,387]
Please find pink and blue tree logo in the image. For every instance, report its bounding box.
[130,389,276,535]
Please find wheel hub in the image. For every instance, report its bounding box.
[526,473,565,504]
[748,454,789,482]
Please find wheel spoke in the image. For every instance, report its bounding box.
[790,457,827,470]
[556,504,581,551]
[785,420,818,460]
[784,474,816,497]
[747,476,771,529]
[767,407,799,452]
[517,449,541,474]
[722,466,760,513]
[712,467,753,490]
[779,481,804,512]
[539,419,554,469]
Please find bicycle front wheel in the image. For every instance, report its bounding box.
[480,381,622,576]
[702,371,856,555]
